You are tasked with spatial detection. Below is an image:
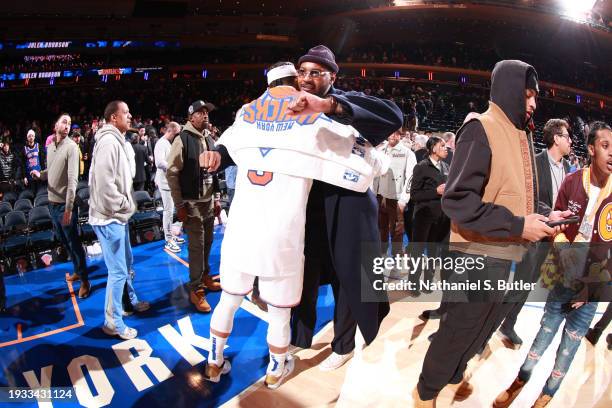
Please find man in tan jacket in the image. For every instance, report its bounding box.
[167,100,221,313]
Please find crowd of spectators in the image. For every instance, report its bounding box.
[0,73,605,199]
[1,41,606,95]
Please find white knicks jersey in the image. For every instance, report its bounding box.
[220,167,313,278]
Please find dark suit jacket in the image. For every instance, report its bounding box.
[535,150,571,211]
[307,87,402,344]
[133,142,149,183]
[414,148,428,163]
[410,157,449,219]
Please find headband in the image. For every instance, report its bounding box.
[267,64,298,85]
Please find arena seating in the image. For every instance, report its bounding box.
[130,190,163,245]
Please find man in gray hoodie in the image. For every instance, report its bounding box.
[89,100,149,340]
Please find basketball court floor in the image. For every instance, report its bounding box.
[0,226,609,407]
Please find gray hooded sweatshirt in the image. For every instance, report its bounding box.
[89,124,136,224]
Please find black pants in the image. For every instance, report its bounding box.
[417,253,513,400]
[409,207,450,285]
[591,303,612,334]
[403,200,415,242]
[501,243,550,331]
[291,221,357,355]
[133,181,145,191]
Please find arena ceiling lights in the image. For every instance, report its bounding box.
[558,0,598,20]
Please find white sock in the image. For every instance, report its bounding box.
[208,334,227,366]
[207,291,243,366]
[267,351,287,376]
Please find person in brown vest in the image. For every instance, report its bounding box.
[412,60,572,407]
[167,101,222,313]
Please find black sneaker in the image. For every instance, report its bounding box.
[585,328,601,346]
[498,326,523,349]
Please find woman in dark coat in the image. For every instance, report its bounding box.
[409,136,451,294]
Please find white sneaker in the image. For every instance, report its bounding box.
[173,236,185,244]
[165,240,180,253]
[319,351,354,371]
[265,355,295,390]
[205,360,231,383]
[102,325,138,340]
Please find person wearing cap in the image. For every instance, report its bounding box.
[281,45,403,371]
[23,129,44,193]
[413,61,572,407]
[167,99,221,313]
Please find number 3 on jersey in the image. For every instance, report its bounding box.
[247,170,273,186]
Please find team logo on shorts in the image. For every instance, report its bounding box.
[598,202,612,242]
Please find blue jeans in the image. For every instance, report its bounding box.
[93,222,138,332]
[519,284,597,396]
[49,203,87,279]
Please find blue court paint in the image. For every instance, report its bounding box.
[0,226,335,407]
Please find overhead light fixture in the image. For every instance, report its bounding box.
[559,0,597,19]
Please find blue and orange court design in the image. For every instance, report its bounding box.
[0,226,334,407]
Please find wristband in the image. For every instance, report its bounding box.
[327,96,338,115]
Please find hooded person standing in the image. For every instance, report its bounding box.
[89,101,149,340]
[413,60,572,407]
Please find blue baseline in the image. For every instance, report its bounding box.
[0,225,335,407]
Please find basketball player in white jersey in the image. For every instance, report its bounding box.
[204,62,387,389]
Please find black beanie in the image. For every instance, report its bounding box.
[297,45,339,73]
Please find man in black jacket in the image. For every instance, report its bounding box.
[287,46,402,371]
[132,132,149,191]
[497,118,572,348]
[413,61,570,407]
